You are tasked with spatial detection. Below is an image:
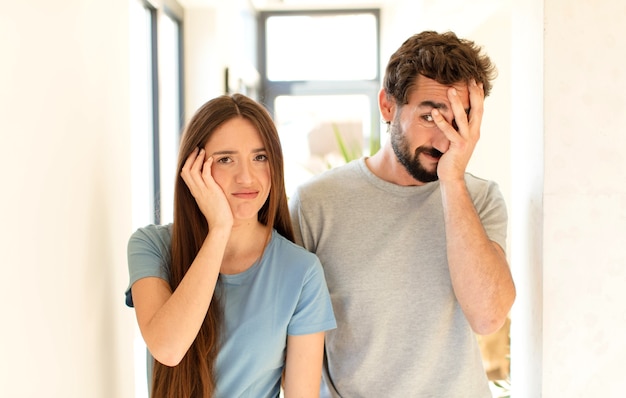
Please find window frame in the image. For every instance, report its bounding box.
[257,8,382,153]
[140,0,185,225]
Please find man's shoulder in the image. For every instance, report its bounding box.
[464,172,500,192]
[298,159,363,194]
[463,173,506,212]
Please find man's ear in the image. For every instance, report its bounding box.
[378,88,396,123]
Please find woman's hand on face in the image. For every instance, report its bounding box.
[181,148,233,231]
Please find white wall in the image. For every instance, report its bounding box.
[183,0,258,117]
[0,1,135,397]
[509,0,544,396]
[511,0,626,396]
[541,0,626,396]
[184,7,222,113]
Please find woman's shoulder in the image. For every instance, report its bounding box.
[126,224,173,307]
[271,230,315,254]
[128,223,173,257]
[263,232,328,290]
[130,223,172,241]
[269,231,321,269]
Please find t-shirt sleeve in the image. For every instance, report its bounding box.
[288,187,319,253]
[479,181,508,253]
[287,257,337,336]
[288,189,306,248]
[124,225,172,307]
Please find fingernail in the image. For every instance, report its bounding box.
[450,88,457,96]
[472,79,478,86]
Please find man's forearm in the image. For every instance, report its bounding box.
[440,179,516,335]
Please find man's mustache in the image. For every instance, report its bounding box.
[416,147,443,159]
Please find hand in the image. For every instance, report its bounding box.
[432,79,484,182]
[180,148,233,230]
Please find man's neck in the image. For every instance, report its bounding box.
[365,145,427,187]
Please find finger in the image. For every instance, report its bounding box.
[187,149,208,191]
[182,148,206,193]
[201,156,214,182]
[431,108,458,143]
[181,147,200,184]
[182,147,199,174]
[447,86,470,136]
[468,80,484,129]
[191,148,206,174]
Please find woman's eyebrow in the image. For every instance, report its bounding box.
[210,150,237,156]
[210,147,266,156]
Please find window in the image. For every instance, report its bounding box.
[130,0,157,231]
[157,9,184,225]
[259,9,381,196]
[265,13,377,81]
[130,0,184,229]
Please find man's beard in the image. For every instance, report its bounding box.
[389,122,442,183]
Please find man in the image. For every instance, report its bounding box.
[289,31,516,397]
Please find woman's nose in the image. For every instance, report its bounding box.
[235,161,253,184]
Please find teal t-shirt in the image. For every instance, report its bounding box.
[125,225,336,397]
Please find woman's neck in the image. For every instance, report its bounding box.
[220,221,270,275]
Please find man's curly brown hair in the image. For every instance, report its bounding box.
[383,31,497,105]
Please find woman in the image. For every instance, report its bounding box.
[125,94,336,398]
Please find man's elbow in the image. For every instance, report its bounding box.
[472,290,516,335]
[472,315,508,335]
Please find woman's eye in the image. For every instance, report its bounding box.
[254,154,268,162]
[217,156,232,164]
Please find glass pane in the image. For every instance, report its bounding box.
[274,94,373,196]
[158,13,182,225]
[130,0,155,230]
[266,13,377,81]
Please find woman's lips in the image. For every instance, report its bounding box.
[232,191,259,199]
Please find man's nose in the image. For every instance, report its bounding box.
[432,126,450,154]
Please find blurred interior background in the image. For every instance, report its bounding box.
[1,0,625,397]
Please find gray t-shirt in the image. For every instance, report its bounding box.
[289,158,507,397]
